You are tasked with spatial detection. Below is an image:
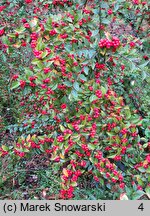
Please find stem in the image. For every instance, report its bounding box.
[99,0,102,40]
[84,0,88,7]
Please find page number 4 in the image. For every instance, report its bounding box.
[138,203,144,211]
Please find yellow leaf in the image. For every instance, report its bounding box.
[100,48,106,56]
[53,69,59,74]
[60,153,65,159]
[63,168,68,177]
[26,134,31,142]
[32,134,36,139]
[13,43,21,48]
[104,31,111,40]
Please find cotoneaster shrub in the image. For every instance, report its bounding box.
[0,0,149,199]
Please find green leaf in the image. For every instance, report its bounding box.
[92,30,99,37]
[25,68,33,77]
[2,36,10,45]
[145,187,150,199]
[84,66,89,75]
[60,125,65,132]
[101,86,107,95]
[36,37,43,50]
[32,58,42,66]
[79,74,87,81]
[71,89,78,99]
[102,19,110,24]
[11,81,20,90]
[124,107,131,119]
[51,84,58,90]
[145,128,150,138]
[89,94,97,102]
[139,61,149,69]
[63,81,72,87]
[2,145,9,151]
[7,33,16,38]
[101,1,109,9]
[108,154,117,159]
[114,3,120,12]
[15,26,26,34]
[141,71,147,80]
[41,51,48,59]
[146,166,150,174]
[71,182,78,187]
[88,143,96,150]
[73,82,80,91]
[89,49,96,59]
[64,134,71,140]
[132,190,145,200]
[65,44,72,52]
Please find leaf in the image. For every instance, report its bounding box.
[15,26,26,34]
[101,86,107,95]
[29,18,38,28]
[13,41,21,48]
[89,49,96,59]
[114,3,120,12]
[65,44,72,52]
[36,37,43,50]
[60,125,65,132]
[51,84,58,90]
[92,30,99,37]
[145,186,150,199]
[2,145,9,151]
[60,153,65,159]
[139,61,149,69]
[88,143,96,150]
[11,81,20,90]
[26,134,31,142]
[108,154,117,159]
[101,1,109,9]
[132,190,145,200]
[71,89,78,99]
[141,71,147,80]
[7,33,16,38]
[41,51,48,59]
[73,82,80,91]
[84,66,89,75]
[71,182,78,187]
[79,74,87,81]
[54,59,60,66]
[124,107,131,119]
[89,94,97,102]
[102,19,110,24]
[62,168,68,177]
[120,193,129,200]
[63,81,72,87]
[25,68,33,77]
[32,58,42,66]
[2,36,10,45]
[145,128,150,138]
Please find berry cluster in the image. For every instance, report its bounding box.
[99,37,120,50]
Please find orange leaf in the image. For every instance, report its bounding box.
[44,35,50,40]
[54,60,60,66]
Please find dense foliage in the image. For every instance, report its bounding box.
[0,0,150,200]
